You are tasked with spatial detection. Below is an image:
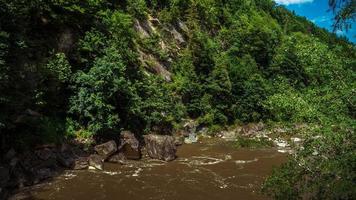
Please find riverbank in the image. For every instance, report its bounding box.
[2,122,305,200]
[10,138,287,200]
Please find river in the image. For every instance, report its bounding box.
[20,138,286,200]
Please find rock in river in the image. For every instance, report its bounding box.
[88,155,104,170]
[144,134,176,161]
[108,153,127,164]
[94,140,117,160]
[119,131,141,160]
[72,157,89,170]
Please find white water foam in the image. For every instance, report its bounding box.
[132,168,143,177]
[234,158,258,164]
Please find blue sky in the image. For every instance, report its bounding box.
[274,0,356,43]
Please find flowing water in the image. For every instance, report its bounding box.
[23,139,286,200]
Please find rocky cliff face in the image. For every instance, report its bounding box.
[134,15,188,82]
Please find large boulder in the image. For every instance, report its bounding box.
[119,131,141,160]
[108,153,126,164]
[72,157,89,170]
[94,140,117,160]
[57,154,74,168]
[144,134,177,161]
[174,135,184,146]
[35,148,56,161]
[88,155,103,170]
[0,167,10,188]
[240,122,265,136]
[5,149,17,161]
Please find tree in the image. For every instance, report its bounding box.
[329,0,356,31]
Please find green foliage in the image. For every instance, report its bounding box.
[69,47,127,134]
[264,81,320,122]
[0,2,355,198]
[126,0,148,20]
[263,122,356,199]
[45,53,72,82]
[235,136,274,149]
[329,0,355,31]
[0,31,9,85]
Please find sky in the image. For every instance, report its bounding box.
[274,0,356,43]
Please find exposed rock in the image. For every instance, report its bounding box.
[274,139,290,148]
[169,27,186,45]
[182,120,198,144]
[59,143,72,153]
[294,123,308,130]
[14,109,42,124]
[88,155,104,170]
[5,148,17,161]
[183,120,197,135]
[184,135,198,144]
[134,18,157,38]
[35,158,58,170]
[35,168,54,181]
[94,140,117,160]
[108,153,126,164]
[20,151,41,171]
[0,167,10,187]
[35,148,55,161]
[174,135,184,146]
[119,131,141,160]
[139,50,172,82]
[9,157,20,168]
[219,129,240,141]
[58,28,74,53]
[57,154,74,168]
[8,191,32,200]
[149,17,160,26]
[134,19,150,38]
[144,134,176,161]
[72,157,89,170]
[241,122,265,136]
[291,137,302,143]
[178,20,189,33]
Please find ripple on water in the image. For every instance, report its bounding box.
[180,154,233,166]
[24,139,287,200]
[132,168,143,177]
[234,158,259,164]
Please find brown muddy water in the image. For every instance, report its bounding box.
[21,139,286,200]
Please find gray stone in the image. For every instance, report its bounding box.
[119,131,141,160]
[88,155,104,170]
[72,157,89,170]
[57,154,74,168]
[35,168,54,181]
[174,135,184,146]
[241,122,265,136]
[108,153,126,164]
[0,167,10,187]
[35,148,55,161]
[94,140,117,160]
[144,134,176,161]
[5,148,16,161]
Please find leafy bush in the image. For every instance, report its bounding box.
[45,53,72,82]
[263,122,356,199]
[126,0,148,20]
[69,47,128,134]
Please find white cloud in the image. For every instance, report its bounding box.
[312,16,330,23]
[336,30,346,36]
[274,0,314,5]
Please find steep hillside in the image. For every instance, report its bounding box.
[0,0,355,199]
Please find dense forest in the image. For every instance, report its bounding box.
[0,0,355,199]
